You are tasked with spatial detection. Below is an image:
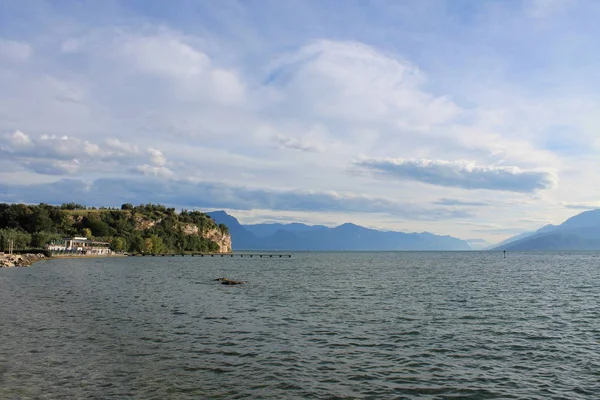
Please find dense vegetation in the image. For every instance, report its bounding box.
[0,203,229,253]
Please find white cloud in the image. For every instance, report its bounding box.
[265,40,461,126]
[7,130,32,147]
[105,138,139,155]
[70,28,246,106]
[147,147,166,167]
[35,134,97,159]
[83,142,101,156]
[0,38,32,62]
[135,164,174,179]
[355,158,557,193]
[27,159,80,175]
[117,32,211,77]
[1,131,147,177]
[272,134,324,153]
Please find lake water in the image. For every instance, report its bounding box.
[1,252,599,399]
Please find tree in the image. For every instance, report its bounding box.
[60,203,85,210]
[29,208,53,232]
[129,234,145,253]
[110,237,126,252]
[121,203,133,211]
[207,240,219,253]
[31,231,62,248]
[82,228,92,239]
[149,234,165,254]
[83,217,112,237]
[0,229,32,251]
[218,223,229,235]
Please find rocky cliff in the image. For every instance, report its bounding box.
[203,227,232,253]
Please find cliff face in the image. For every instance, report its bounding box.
[128,215,233,253]
[181,223,232,253]
[204,227,232,253]
[134,215,159,230]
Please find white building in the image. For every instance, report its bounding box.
[47,237,112,255]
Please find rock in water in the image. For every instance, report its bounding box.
[214,277,246,285]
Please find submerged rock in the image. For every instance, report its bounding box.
[214,277,246,285]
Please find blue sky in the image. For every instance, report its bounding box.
[1,0,599,243]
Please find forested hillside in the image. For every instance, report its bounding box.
[0,203,231,253]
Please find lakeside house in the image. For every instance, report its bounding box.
[46,237,112,255]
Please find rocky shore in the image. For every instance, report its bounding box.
[0,253,47,268]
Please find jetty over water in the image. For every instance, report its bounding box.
[128,253,292,258]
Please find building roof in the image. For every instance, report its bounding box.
[62,237,110,245]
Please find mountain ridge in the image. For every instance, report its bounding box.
[493,209,600,250]
[207,211,471,251]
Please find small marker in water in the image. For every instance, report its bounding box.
[503,250,506,259]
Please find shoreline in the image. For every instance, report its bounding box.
[1,253,129,268]
[50,254,128,259]
[0,253,48,268]
[2,252,254,267]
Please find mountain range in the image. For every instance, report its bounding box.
[493,209,600,250]
[207,211,471,251]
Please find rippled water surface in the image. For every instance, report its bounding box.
[1,252,599,399]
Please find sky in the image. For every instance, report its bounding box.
[1,0,599,244]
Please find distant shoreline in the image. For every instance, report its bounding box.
[51,254,128,259]
[1,253,131,268]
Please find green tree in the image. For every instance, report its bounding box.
[31,231,62,248]
[82,228,92,238]
[29,208,53,232]
[149,234,165,254]
[218,223,229,235]
[129,234,145,253]
[110,237,126,252]
[83,217,112,237]
[0,229,32,251]
[60,203,85,210]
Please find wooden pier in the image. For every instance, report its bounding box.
[128,253,291,258]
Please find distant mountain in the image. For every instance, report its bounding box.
[490,231,537,249]
[493,209,600,251]
[536,224,558,234]
[559,209,600,230]
[207,211,471,251]
[245,222,328,237]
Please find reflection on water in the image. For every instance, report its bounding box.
[1,252,599,399]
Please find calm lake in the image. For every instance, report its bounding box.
[1,252,599,399]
